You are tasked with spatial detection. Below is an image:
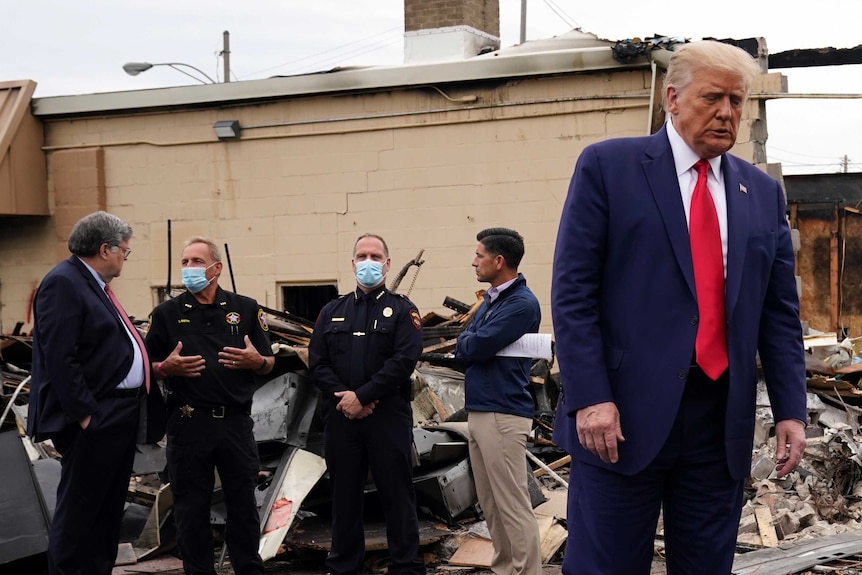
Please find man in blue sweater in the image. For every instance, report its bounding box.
[455,227,542,575]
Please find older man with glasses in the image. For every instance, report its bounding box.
[28,210,163,575]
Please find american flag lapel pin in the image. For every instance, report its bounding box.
[739,183,748,194]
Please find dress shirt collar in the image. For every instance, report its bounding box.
[666,119,721,178]
[77,256,106,290]
[486,276,518,304]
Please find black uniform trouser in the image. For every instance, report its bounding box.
[166,411,263,575]
[324,398,424,575]
[49,418,138,575]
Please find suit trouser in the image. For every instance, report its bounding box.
[166,411,263,575]
[48,419,138,575]
[323,398,424,575]
[562,368,744,575]
[468,411,542,575]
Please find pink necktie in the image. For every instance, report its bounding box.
[690,160,728,380]
[105,284,151,393]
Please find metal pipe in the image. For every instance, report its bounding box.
[223,31,231,83]
[647,59,658,135]
[224,243,237,293]
[165,219,172,301]
[520,0,527,44]
[526,449,569,489]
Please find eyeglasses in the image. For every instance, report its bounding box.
[111,245,132,260]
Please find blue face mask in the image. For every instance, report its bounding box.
[182,263,215,293]
[355,260,385,288]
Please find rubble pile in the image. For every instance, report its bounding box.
[0,289,569,572]
[9,300,862,573]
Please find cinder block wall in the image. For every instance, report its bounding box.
[0,66,767,335]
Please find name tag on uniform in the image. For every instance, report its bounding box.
[331,317,345,322]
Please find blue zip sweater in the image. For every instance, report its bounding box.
[455,274,541,418]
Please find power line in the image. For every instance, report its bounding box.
[767,145,849,161]
[238,26,401,79]
[768,156,862,170]
[290,37,402,75]
[542,0,580,29]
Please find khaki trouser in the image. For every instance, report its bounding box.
[468,411,542,575]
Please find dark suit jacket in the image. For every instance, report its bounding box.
[551,126,807,480]
[27,256,163,443]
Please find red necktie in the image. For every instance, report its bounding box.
[105,284,151,393]
[690,160,728,380]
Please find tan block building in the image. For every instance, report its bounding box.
[0,5,783,334]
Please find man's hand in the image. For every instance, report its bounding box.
[219,335,265,371]
[334,390,377,419]
[79,415,91,430]
[355,401,378,419]
[774,419,807,478]
[576,401,625,463]
[160,341,205,377]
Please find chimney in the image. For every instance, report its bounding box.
[404,0,500,64]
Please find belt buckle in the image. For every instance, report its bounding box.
[179,404,195,418]
[212,406,226,419]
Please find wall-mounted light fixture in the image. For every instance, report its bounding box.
[213,120,241,140]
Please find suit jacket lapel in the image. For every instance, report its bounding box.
[67,255,121,320]
[643,128,696,298]
[722,155,749,323]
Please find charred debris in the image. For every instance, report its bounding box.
[6,267,862,573]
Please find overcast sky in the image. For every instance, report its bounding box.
[3,0,861,174]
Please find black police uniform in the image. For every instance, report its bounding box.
[308,286,424,575]
[146,287,272,575]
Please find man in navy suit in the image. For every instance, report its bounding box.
[28,211,155,575]
[551,41,807,574]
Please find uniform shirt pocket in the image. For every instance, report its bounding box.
[323,321,352,356]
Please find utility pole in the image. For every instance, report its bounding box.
[222,30,231,83]
[842,154,850,173]
[520,0,527,44]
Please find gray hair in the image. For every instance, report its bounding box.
[662,40,761,109]
[184,236,222,262]
[67,211,133,257]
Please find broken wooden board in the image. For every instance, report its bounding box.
[753,507,778,548]
[537,515,567,563]
[803,332,839,350]
[534,455,571,478]
[115,542,137,566]
[423,338,457,354]
[449,535,493,567]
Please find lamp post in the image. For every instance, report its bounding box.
[122,61,217,84]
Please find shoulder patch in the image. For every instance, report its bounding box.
[409,309,421,330]
[258,309,269,331]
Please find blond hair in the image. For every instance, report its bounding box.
[662,40,761,108]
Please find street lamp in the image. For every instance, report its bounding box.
[122,61,217,84]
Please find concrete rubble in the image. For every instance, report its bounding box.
[7,307,862,573]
